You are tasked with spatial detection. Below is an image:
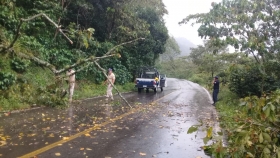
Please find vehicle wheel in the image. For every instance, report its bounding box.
[138,88,142,93]
[146,88,149,93]
[161,87,163,91]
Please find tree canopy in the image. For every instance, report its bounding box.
[180,0,280,63]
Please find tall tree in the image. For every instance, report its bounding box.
[189,40,228,77]
[180,0,280,63]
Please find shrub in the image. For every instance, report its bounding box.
[189,74,205,85]
[0,72,16,90]
[11,58,30,73]
[228,64,279,98]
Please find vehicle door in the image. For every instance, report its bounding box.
[160,74,167,87]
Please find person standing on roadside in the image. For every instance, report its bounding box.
[66,68,75,102]
[105,68,115,100]
[212,76,220,106]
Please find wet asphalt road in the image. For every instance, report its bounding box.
[0,78,218,158]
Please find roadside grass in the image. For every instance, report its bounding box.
[73,82,135,100]
[215,86,241,130]
[0,66,54,111]
[211,86,256,157]
[0,64,136,111]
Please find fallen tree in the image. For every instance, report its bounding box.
[1,13,144,108]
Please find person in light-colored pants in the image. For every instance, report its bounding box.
[105,68,115,100]
[66,69,75,102]
[69,82,75,99]
[106,84,113,99]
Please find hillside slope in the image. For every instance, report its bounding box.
[175,37,196,56]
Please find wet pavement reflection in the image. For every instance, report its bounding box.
[0,78,217,158]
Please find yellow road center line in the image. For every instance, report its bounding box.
[19,91,177,158]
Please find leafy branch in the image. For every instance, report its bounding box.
[1,12,145,75]
[7,13,73,51]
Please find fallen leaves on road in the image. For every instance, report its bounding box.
[0,141,7,146]
[62,137,69,140]
[27,133,36,137]
[84,133,91,137]
[139,152,146,156]
[0,137,6,141]
[55,153,61,156]
[48,133,54,137]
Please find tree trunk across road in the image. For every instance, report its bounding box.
[0,78,218,158]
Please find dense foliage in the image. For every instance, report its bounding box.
[179,0,280,157]
[0,0,168,109]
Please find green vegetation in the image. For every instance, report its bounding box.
[0,0,168,110]
[167,0,280,157]
[74,82,135,100]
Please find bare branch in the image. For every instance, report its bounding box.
[53,37,147,77]
[55,54,116,75]
[250,50,261,64]
[94,61,132,108]
[22,13,73,44]
[7,21,23,49]
[16,51,58,74]
[6,13,73,51]
[14,37,144,76]
[105,38,145,56]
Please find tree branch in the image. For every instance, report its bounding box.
[16,50,116,76]
[54,38,145,80]
[54,54,116,75]
[13,37,145,78]
[22,13,73,44]
[16,51,58,74]
[250,50,261,64]
[7,21,23,49]
[105,38,145,56]
[6,13,73,51]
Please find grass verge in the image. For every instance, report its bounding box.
[73,81,135,100]
[215,86,240,130]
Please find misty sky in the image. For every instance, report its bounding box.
[163,0,222,45]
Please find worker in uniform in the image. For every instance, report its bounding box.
[66,68,75,102]
[105,68,115,100]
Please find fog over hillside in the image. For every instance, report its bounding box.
[175,37,196,56]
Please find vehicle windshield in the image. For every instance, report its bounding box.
[136,67,159,78]
[142,72,156,78]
